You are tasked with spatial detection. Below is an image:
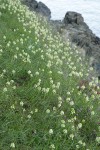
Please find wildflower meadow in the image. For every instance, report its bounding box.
[0,0,100,149]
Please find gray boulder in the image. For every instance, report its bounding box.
[21,0,38,9]
[36,2,51,19]
[21,0,51,19]
[64,11,84,25]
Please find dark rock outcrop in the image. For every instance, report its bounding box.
[21,0,51,19]
[36,2,51,19]
[63,12,100,76]
[22,0,38,10]
[64,11,84,25]
[51,12,100,76]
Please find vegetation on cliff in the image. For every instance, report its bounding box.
[0,0,100,149]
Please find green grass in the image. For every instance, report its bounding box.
[0,0,100,149]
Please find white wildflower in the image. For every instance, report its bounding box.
[96,137,100,143]
[35,71,39,75]
[35,108,38,112]
[91,111,95,115]
[70,101,74,106]
[3,87,7,92]
[20,101,24,106]
[78,123,82,129]
[27,114,31,119]
[10,143,15,148]
[63,129,67,134]
[50,144,55,149]
[61,124,65,128]
[28,70,31,74]
[60,111,64,115]
[46,109,50,114]
[70,134,74,140]
[49,129,53,135]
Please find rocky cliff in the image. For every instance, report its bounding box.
[21,0,100,78]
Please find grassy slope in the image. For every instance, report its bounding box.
[0,0,100,149]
